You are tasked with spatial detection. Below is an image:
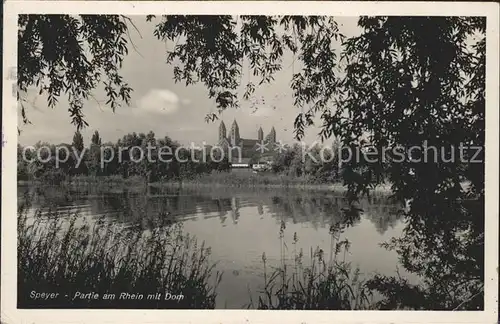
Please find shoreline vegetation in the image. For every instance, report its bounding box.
[18,196,372,310]
[17,172,395,195]
[18,201,222,309]
[18,171,471,200]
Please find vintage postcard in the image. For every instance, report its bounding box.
[2,1,499,323]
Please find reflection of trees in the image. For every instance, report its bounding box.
[23,184,483,309]
[266,195,347,229]
[27,185,485,310]
[366,197,484,310]
[358,200,402,234]
[230,197,241,224]
[22,185,404,236]
[257,202,264,216]
[266,194,403,233]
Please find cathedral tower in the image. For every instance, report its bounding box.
[258,127,264,142]
[267,126,276,144]
[230,119,240,146]
[219,121,227,142]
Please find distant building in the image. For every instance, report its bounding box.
[231,157,253,168]
[218,119,277,163]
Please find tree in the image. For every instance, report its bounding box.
[72,131,84,152]
[87,131,103,175]
[91,130,102,146]
[18,14,133,130]
[71,131,88,175]
[17,144,30,181]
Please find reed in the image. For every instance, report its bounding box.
[249,221,374,310]
[17,199,222,309]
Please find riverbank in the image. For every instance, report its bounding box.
[18,172,395,195]
[151,179,394,195]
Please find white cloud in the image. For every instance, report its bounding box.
[136,89,186,114]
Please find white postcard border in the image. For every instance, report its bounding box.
[2,2,498,323]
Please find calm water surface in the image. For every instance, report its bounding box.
[18,184,416,309]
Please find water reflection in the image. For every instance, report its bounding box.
[17,183,485,310]
[366,195,484,310]
[19,185,402,236]
[19,184,409,308]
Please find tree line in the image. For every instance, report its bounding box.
[17,130,359,184]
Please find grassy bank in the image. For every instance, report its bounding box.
[152,171,394,195]
[18,202,221,309]
[19,172,393,195]
[18,175,145,187]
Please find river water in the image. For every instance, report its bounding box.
[18,184,415,309]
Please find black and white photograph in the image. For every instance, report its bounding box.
[2,1,499,323]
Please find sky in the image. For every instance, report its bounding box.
[17,16,362,148]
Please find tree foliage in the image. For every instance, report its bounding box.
[18,131,233,182]
[91,130,102,146]
[18,14,133,130]
[18,15,486,310]
[145,15,485,197]
[71,131,84,152]
[142,15,488,310]
[18,15,485,195]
